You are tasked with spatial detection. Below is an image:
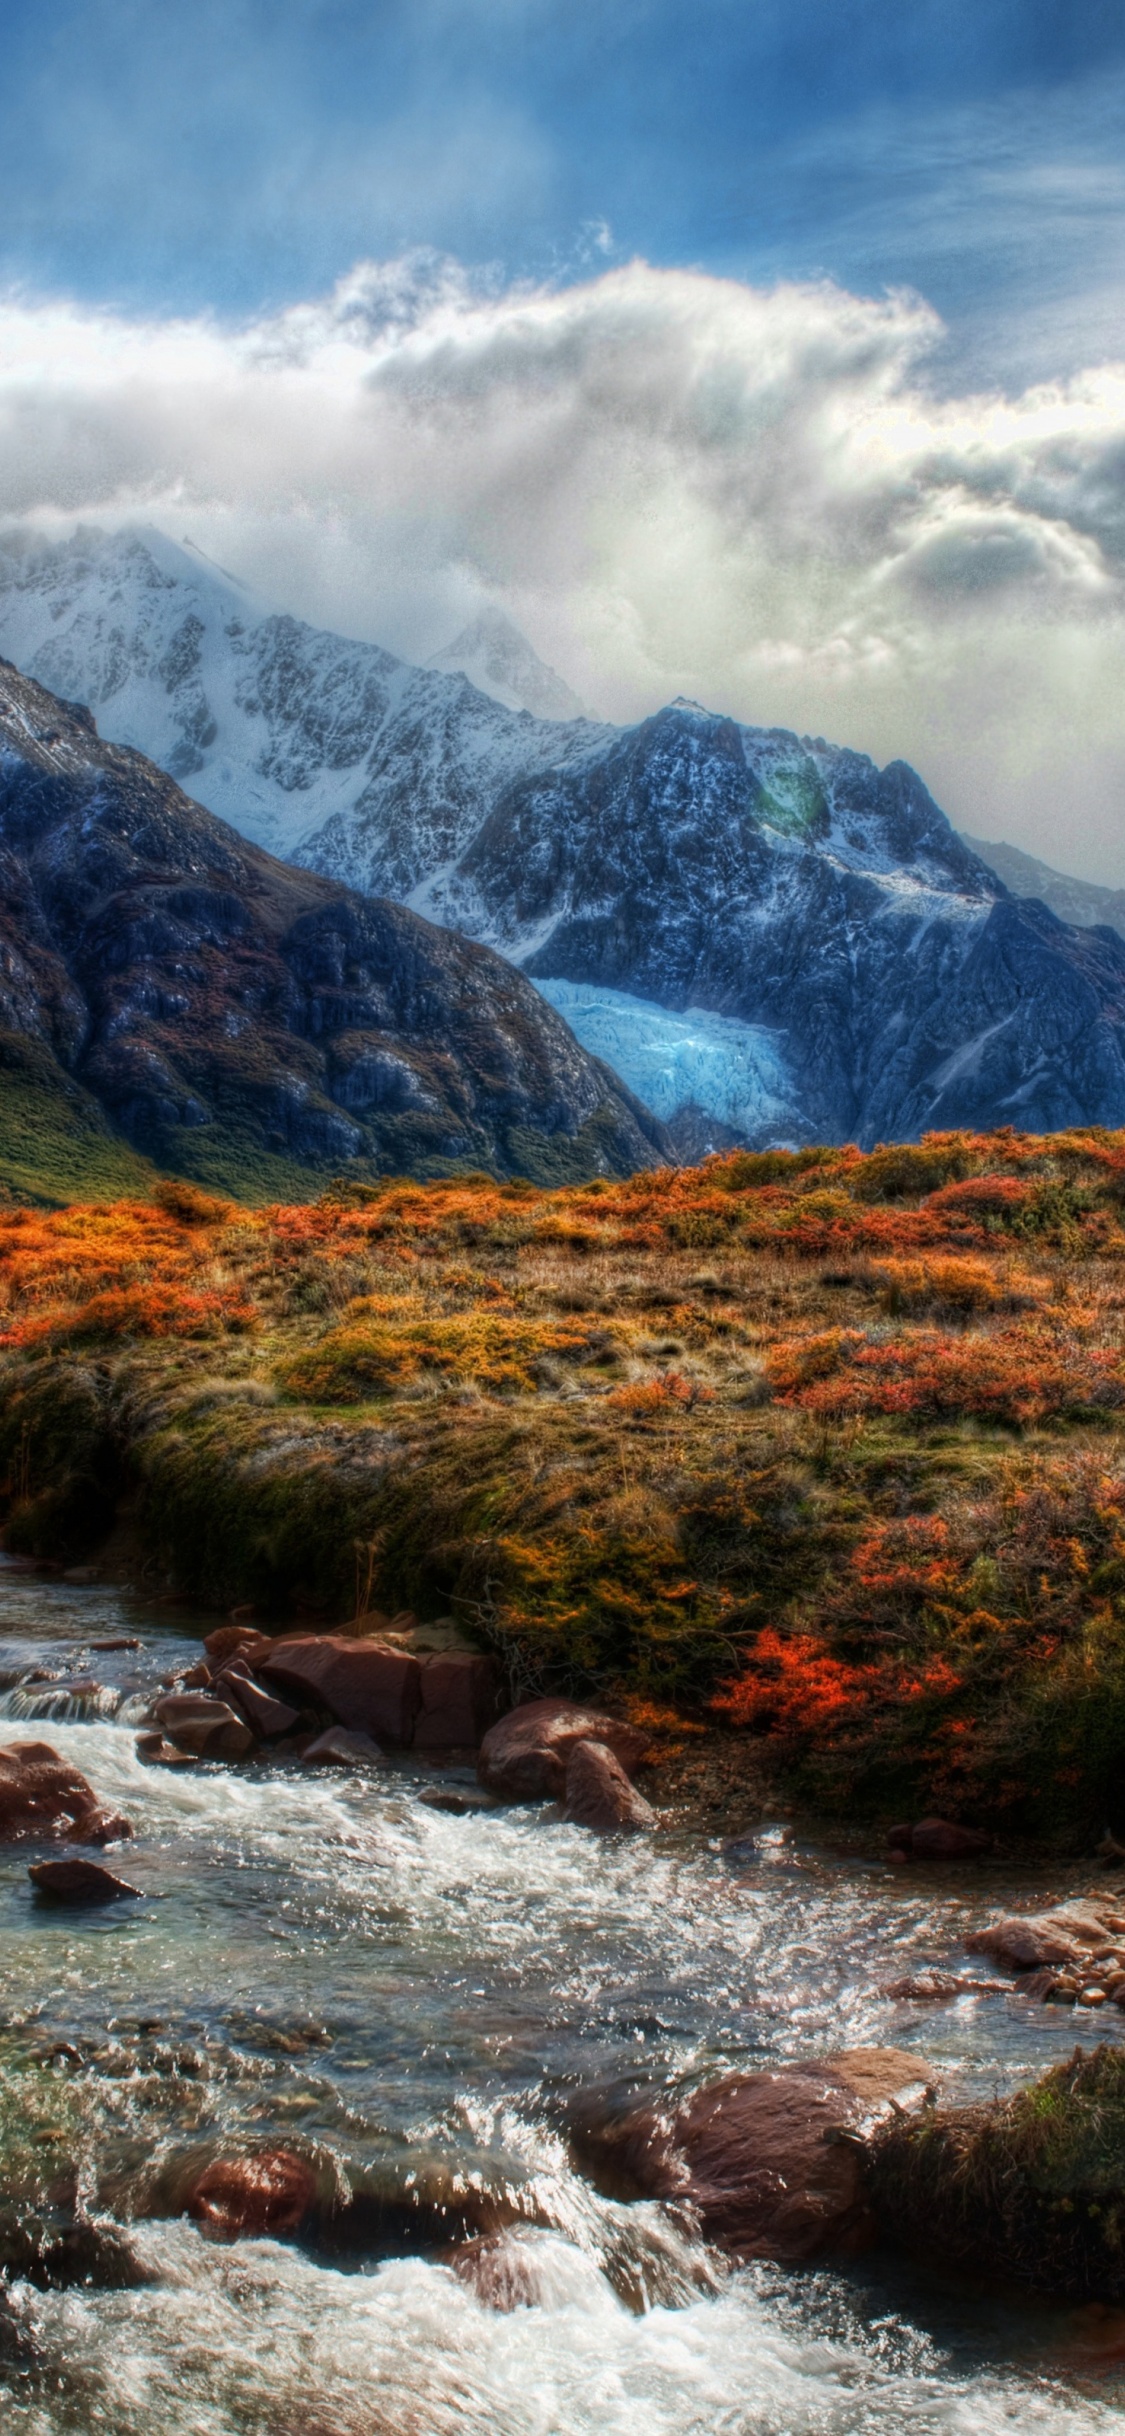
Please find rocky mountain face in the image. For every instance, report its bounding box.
[406,701,1125,1145]
[5,524,1125,1149]
[0,659,667,1201]
[961,832,1125,942]
[0,526,607,882]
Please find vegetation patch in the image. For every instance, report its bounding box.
[7,1125,1125,1840]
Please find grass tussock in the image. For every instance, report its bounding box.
[6,1125,1125,1838]
[870,2046,1125,2301]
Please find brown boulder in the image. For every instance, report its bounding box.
[563,1740,656,1832]
[478,1697,651,1801]
[449,2232,550,2311]
[183,2149,318,2239]
[966,1899,1120,1973]
[300,1727,384,1769]
[413,1652,506,1752]
[0,1741,133,1844]
[152,1693,255,1759]
[259,1635,422,1747]
[29,1857,141,1904]
[203,1624,275,1670]
[212,1669,300,1738]
[586,2048,931,2264]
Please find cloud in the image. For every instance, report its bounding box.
[1,253,1125,879]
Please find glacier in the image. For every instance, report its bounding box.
[534,980,799,1141]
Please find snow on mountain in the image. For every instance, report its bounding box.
[428,605,588,721]
[0,525,605,887]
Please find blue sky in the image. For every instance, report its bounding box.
[3,0,1124,380]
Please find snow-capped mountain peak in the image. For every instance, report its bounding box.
[428,604,588,721]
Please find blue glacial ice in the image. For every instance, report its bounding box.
[534,979,799,1139]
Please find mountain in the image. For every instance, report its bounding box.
[405,701,1125,1146]
[0,526,607,879]
[961,832,1125,942]
[428,606,588,721]
[6,525,1125,1150]
[0,658,668,1204]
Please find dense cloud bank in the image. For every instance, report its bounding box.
[1,255,1124,876]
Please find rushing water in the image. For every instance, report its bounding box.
[3,1557,1125,2435]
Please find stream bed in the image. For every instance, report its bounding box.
[3,1556,1125,2434]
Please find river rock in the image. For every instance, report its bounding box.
[563,1740,656,1832]
[212,1669,300,1738]
[300,1727,384,1768]
[477,1697,651,1801]
[151,1693,255,1759]
[28,1857,142,1904]
[966,1900,1121,1972]
[578,2047,930,2264]
[888,1819,992,1860]
[183,2149,319,2238]
[203,1624,275,1670]
[259,1635,422,1746]
[0,1741,133,1844]
[449,2232,551,2311]
[413,1653,506,1753]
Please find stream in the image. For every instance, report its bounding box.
[2,1555,1125,2434]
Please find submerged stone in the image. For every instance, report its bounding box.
[28,1857,142,1905]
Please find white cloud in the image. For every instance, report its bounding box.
[1,253,1124,879]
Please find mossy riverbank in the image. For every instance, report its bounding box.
[6,1131,1125,1845]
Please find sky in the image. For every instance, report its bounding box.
[1,0,1125,876]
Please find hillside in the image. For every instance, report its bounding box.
[5,1127,1125,1845]
[0,659,667,1204]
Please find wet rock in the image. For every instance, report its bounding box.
[203,1624,275,1670]
[966,1899,1122,1973]
[418,1786,498,1816]
[888,1818,992,1860]
[563,1740,656,1832]
[260,1635,422,1747]
[0,1740,133,1844]
[575,2047,931,2264]
[413,1653,507,1753]
[300,1727,384,1769]
[135,1733,197,1768]
[213,1669,300,1738]
[182,2149,319,2239]
[477,1697,651,1801]
[28,1858,142,1904]
[449,2231,553,2311]
[882,1971,1012,2001]
[151,1692,255,1759]
[90,1637,142,1653]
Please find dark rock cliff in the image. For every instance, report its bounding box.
[0,660,668,1198]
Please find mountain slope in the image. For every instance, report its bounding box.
[0,659,668,1202]
[962,832,1125,941]
[0,526,607,880]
